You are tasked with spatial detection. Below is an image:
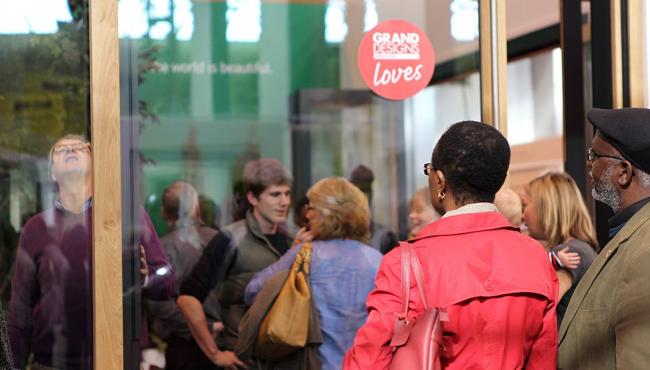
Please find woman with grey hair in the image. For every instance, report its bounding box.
[244,177,383,369]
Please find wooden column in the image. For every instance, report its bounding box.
[627,0,646,106]
[479,0,508,136]
[611,0,624,108]
[89,0,123,368]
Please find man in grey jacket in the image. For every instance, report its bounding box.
[177,158,293,369]
[147,181,221,370]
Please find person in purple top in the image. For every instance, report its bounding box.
[7,134,175,370]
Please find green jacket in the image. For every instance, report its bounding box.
[218,212,291,350]
[558,201,650,369]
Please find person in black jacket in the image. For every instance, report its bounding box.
[1,302,10,370]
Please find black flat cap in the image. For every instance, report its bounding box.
[587,108,650,173]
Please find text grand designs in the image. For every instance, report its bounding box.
[372,32,423,86]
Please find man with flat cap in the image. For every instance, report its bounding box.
[558,107,650,370]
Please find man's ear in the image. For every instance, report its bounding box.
[617,161,634,188]
[246,191,259,207]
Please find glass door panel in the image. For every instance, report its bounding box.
[0,1,92,368]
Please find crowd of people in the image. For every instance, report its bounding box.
[2,107,650,369]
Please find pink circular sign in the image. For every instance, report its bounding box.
[358,20,436,101]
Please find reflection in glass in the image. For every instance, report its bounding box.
[120,0,483,365]
[1,2,94,369]
[507,48,563,145]
[8,136,94,369]
[226,0,261,43]
[325,0,378,43]
[450,0,479,42]
[325,0,347,43]
[0,0,72,34]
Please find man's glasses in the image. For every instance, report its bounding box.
[423,162,433,176]
[586,148,625,162]
[53,143,91,155]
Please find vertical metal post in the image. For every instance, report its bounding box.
[561,0,589,195]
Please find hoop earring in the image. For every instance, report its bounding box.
[438,191,445,201]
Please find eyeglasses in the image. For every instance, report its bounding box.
[423,162,433,176]
[52,143,91,155]
[586,148,625,162]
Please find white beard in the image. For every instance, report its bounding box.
[592,165,621,212]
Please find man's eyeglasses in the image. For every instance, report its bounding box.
[586,148,625,162]
[423,162,434,176]
[53,143,91,155]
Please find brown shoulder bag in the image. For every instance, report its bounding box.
[255,242,313,361]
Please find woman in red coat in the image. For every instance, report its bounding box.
[344,121,559,370]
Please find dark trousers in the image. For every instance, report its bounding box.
[165,335,220,370]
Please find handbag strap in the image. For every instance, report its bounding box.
[400,243,429,317]
[408,245,429,311]
[292,242,313,274]
[400,243,411,318]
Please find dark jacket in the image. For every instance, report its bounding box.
[236,269,322,370]
[180,212,291,350]
[148,222,219,341]
[1,302,11,370]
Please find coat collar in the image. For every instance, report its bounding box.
[441,202,498,219]
[558,201,650,343]
[410,210,518,242]
[244,211,290,256]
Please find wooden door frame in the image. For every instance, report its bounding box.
[89,0,123,368]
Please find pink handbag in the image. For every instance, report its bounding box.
[389,243,446,370]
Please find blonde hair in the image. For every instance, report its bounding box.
[307,177,370,243]
[525,172,598,251]
[408,187,433,212]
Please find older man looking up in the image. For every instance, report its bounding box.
[8,135,174,370]
[558,108,650,369]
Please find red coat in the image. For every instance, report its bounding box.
[344,211,558,370]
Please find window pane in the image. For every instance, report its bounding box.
[0,1,92,368]
[119,1,480,368]
[117,0,578,367]
[506,1,564,192]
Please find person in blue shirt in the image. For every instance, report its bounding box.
[245,177,383,370]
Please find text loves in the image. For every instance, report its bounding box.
[372,62,424,87]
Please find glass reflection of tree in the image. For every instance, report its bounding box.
[0,0,89,314]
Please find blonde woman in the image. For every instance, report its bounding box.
[245,177,382,370]
[522,172,599,324]
[406,187,441,239]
